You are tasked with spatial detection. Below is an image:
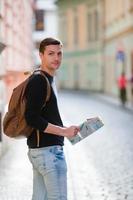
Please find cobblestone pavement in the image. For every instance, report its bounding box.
[0,91,133,200]
[59,90,133,200]
[0,139,86,200]
[0,139,32,200]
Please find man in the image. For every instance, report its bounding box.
[25,37,79,200]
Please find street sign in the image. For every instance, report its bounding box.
[116,50,125,62]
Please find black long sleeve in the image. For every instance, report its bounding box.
[24,71,64,148]
[25,74,48,131]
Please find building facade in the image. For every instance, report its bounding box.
[0,0,34,100]
[56,0,104,91]
[0,0,34,155]
[104,0,133,100]
[56,0,133,102]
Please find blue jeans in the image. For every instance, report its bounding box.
[28,145,67,200]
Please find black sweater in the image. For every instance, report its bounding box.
[24,71,64,148]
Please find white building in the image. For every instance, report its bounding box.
[33,0,58,65]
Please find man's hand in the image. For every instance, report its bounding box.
[63,126,80,137]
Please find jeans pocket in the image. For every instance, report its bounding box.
[55,148,64,160]
[28,150,45,170]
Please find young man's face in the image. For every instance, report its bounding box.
[39,44,63,74]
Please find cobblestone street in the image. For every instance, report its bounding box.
[0,90,133,200]
[59,91,133,200]
[0,140,32,200]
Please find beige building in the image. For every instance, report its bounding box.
[56,0,133,101]
[56,0,104,91]
[104,0,133,100]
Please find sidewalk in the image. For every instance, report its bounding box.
[60,89,133,113]
[92,92,133,112]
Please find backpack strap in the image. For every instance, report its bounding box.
[33,70,51,103]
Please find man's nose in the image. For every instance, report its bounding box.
[54,54,59,60]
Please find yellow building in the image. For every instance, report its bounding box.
[104,0,133,100]
[56,0,133,102]
[56,0,104,91]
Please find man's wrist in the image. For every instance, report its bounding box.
[44,123,66,136]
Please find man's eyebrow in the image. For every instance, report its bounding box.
[48,50,55,53]
[48,50,62,53]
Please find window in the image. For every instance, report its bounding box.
[74,15,78,45]
[35,10,44,31]
[87,10,99,42]
[59,17,67,47]
[59,12,68,47]
[88,13,92,41]
[94,10,99,40]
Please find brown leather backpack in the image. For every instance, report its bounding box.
[3,70,51,138]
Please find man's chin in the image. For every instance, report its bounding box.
[52,65,60,70]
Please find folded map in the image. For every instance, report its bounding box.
[68,117,104,145]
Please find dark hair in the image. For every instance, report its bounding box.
[39,37,62,53]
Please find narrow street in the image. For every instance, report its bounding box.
[59,90,133,200]
[0,90,133,200]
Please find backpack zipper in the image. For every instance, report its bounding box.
[37,130,40,147]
